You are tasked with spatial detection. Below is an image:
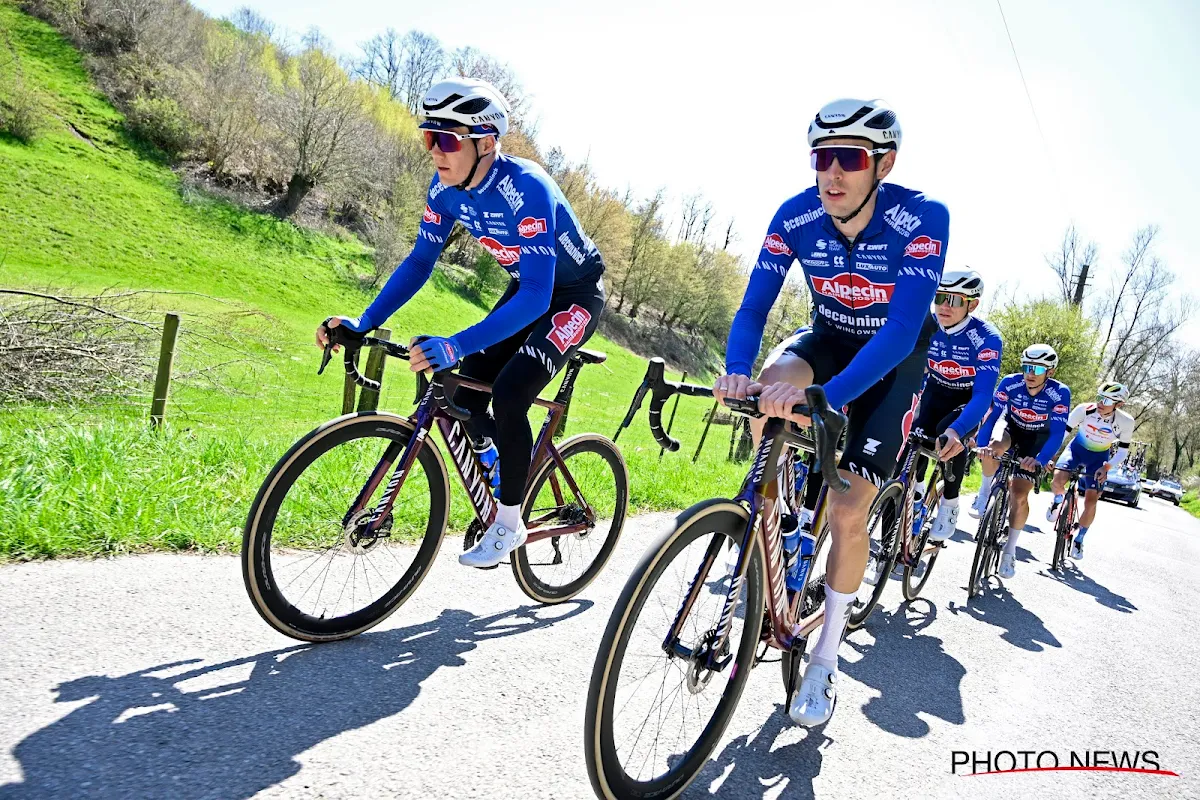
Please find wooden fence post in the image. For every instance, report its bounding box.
[149,312,180,430]
[356,328,392,412]
[691,400,719,464]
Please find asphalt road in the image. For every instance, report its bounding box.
[2,490,1198,799]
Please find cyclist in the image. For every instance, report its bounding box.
[316,77,606,569]
[971,344,1071,579]
[908,268,1003,542]
[714,98,948,727]
[1046,382,1134,559]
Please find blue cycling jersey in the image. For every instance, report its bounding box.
[363,154,604,356]
[725,182,949,410]
[923,316,1004,435]
[980,373,1072,464]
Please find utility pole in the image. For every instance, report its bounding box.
[1071,263,1090,306]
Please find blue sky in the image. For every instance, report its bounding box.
[196,0,1200,343]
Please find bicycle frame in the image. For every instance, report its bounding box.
[663,420,832,670]
[892,428,947,565]
[347,354,597,547]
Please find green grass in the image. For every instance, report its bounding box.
[1181,491,1200,519]
[0,2,745,559]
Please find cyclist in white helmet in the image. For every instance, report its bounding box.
[1046,381,1134,559]
[318,77,607,569]
[905,268,1003,542]
[973,344,1072,579]
[716,98,950,726]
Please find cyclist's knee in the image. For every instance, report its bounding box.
[758,355,813,390]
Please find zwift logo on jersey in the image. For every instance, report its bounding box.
[498,175,524,214]
[423,205,441,225]
[518,217,547,238]
[782,207,825,232]
[763,233,793,256]
[884,204,922,237]
[905,235,942,259]
[479,236,520,266]
[812,273,894,308]
[929,359,977,380]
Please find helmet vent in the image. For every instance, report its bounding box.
[423,93,463,112]
[865,110,897,130]
[453,97,492,115]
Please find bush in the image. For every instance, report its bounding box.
[990,298,1102,396]
[0,71,47,142]
[367,211,411,289]
[126,93,193,158]
[465,250,508,302]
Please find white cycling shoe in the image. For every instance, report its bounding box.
[1046,502,1061,523]
[999,552,1016,579]
[459,520,527,568]
[789,661,837,727]
[927,504,959,542]
[1070,540,1084,560]
[968,494,987,519]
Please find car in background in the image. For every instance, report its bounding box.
[1101,468,1142,507]
[1142,478,1157,494]
[1151,479,1184,506]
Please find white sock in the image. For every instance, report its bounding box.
[811,585,855,671]
[942,496,960,508]
[494,502,522,532]
[979,474,994,499]
[1004,526,1020,556]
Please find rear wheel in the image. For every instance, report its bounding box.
[585,500,762,800]
[512,434,629,603]
[1051,492,1075,572]
[847,481,904,630]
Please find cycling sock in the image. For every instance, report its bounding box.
[1075,526,1088,543]
[941,496,959,508]
[494,502,522,532]
[810,585,854,671]
[1004,527,1021,556]
[979,474,994,499]
[1052,493,1064,508]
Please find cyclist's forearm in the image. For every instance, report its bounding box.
[454,275,552,356]
[362,248,439,327]
[725,266,785,376]
[1037,420,1067,464]
[951,377,997,437]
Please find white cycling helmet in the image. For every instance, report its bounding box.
[1098,381,1129,403]
[419,77,511,137]
[938,267,984,299]
[1021,343,1059,369]
[807,98,902,151]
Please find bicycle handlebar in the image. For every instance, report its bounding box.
[317,323,469,420]
[632,358,850,494]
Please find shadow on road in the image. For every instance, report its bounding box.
[0,602,589,800]
[1038,563,1137,613]
[841,600,965,738]
[685,705,832,799]
[948,571,1061,652]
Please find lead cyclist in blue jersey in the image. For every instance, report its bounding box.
[317,78,606,569]
[714,98,949,727]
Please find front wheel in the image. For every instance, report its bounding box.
[242,413,450,642]
[968,488,1002,599]
[847,481,905,630]
[512,434,629,603]
[585,500,762,800]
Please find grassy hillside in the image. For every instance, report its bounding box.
[0,2,745,559]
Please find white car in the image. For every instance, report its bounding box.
[1142,479,1157,494]
[1150,479,1184,506]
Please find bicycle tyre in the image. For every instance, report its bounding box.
[512,434,630,603]
[902,475,943,601]
[242,413,450,642]
[585,500,763,800]
[847,480,905,631]
[968,487,1002,598]
[1051,490,1075,572]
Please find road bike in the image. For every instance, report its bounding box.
[1050,465,1087,572]
[584,359,847,800]
[242,327,628,642]
[968,450,1040,598]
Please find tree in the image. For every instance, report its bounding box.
[356,29,445,114]
[1045,224,1097,304]
[448,46,527,125]
[270,41,374,217]
[611,190,666,314]
[990,298,1101,399]
[190,22,276,175]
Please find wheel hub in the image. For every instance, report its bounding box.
[685,630,728,695]
[344,508,391,554]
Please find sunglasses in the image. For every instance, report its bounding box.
[1022,365,1049,376]
[810,145,892,172]
[934,292,969,308]
[421,130,490,153]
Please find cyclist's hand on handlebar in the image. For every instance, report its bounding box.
[938,428,965,460]
[1096,464,1110,483]
[317,315,371,351]
[409,335,463,373]
[713,374,760,406]
[758,381,811,426]
[1020,456,1042,474]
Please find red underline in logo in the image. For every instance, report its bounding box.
[965,767,1179,777]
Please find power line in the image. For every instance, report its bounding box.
[995,0,1052,158]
